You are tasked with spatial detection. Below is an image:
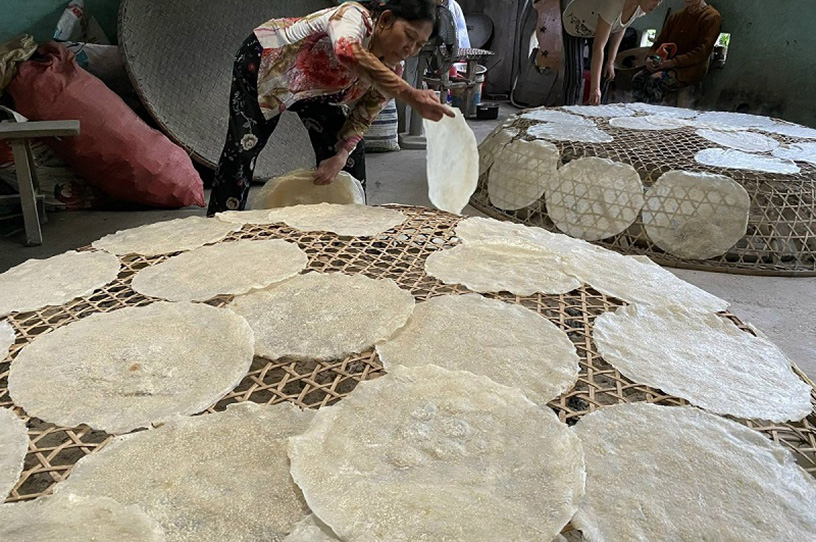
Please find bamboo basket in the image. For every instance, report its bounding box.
[470,109,816,276]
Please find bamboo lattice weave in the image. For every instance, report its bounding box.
[0,206,813,542]
[470,111,816,276]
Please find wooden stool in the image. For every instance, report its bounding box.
[0,120,80,246]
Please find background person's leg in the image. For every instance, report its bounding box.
[600,76,613,104]
[632,69,650,102]
[208,35,281,216]
[561,34,586,106]
[653,70,680,104]
[635,70,680,104]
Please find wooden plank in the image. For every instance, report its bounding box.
[10,140,42,246]
[533,0,563,81]
[0,120,80,140]
[24,137,42,193]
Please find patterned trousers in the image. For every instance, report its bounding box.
[208,34,366,216]
[562,33,612,106]
[632,69,680,104]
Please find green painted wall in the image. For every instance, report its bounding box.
[0,0,120,45]
[630,0,816,127]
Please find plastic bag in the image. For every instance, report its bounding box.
[53,0,111,45]
[8,43,204,209]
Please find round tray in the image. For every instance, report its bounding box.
[1,206,814,538]
[470,110,816,276]
[118,0,333,179]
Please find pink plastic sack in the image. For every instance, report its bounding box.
[7,42,204,208]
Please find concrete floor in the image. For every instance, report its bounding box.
[1,105,814,379]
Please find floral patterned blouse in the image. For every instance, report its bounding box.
[254,2,404,153]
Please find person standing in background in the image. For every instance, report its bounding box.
[562,0,662,105]
[442,0,471,49]
[632,0,721,104]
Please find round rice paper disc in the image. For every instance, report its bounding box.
[229,272,415,360]
[0,251,120,317]
[251,169,365,209]
[759,122,816,140]
[132,239,308,302]
[527,123,613,144]
[773,142,816,165]
[56,402,313,541]
[696,129,780,153]
[283,515,340,542]
[288,365,586,542]
[488,138,559,210]
[478,127,518,177]
[593,304,813,422]
[0,320,15,359]
[376,294,579,405]
[561,104,634,118]
[8,302,254,434]
[424,108,480,215]
[0,494,166,542]
[681,119,743,132]
[265,203,407,237]
[425,240,581,295]
[92,217,241,256]
[452,217,728,311]
[573,403,816,542]
[608,115,688,131]
[694,110,778,130]
[214,209,280,226]
[561,247,729,312]
[520,109,596,125]
[0,407,28,500]
[546,157,645,241]
[643,170,750,260]
[695,148,800,174]
[625,102,698,118]
[455,216,595,254]
[263,170,364,208]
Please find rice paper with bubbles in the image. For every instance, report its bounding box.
[0,408,28,500]
[593,304,813,422]
[573,403,816,542]
[488,138,559,211]
[424,108,479,214]
[288,365,586,542]
[642,170,750,260]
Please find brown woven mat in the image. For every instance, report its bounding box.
[118,0,333,179]
[1,206,814,537]
[470,112,816,276]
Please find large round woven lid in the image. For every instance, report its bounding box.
[614,46,651,71]
[464,13,493,50]
[119,0,334,179]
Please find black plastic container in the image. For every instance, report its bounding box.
[476,103,500,120]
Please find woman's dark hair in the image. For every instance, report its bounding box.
[362,0,438,29]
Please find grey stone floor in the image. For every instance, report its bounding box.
[1,104,814,379]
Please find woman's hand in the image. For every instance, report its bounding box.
[314,150,349,185]
[588,87,603,105]
[409,89,456,121]
[603,62,616,82]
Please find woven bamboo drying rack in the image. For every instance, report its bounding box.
[1,205,814,538]
[469,110,816,276]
